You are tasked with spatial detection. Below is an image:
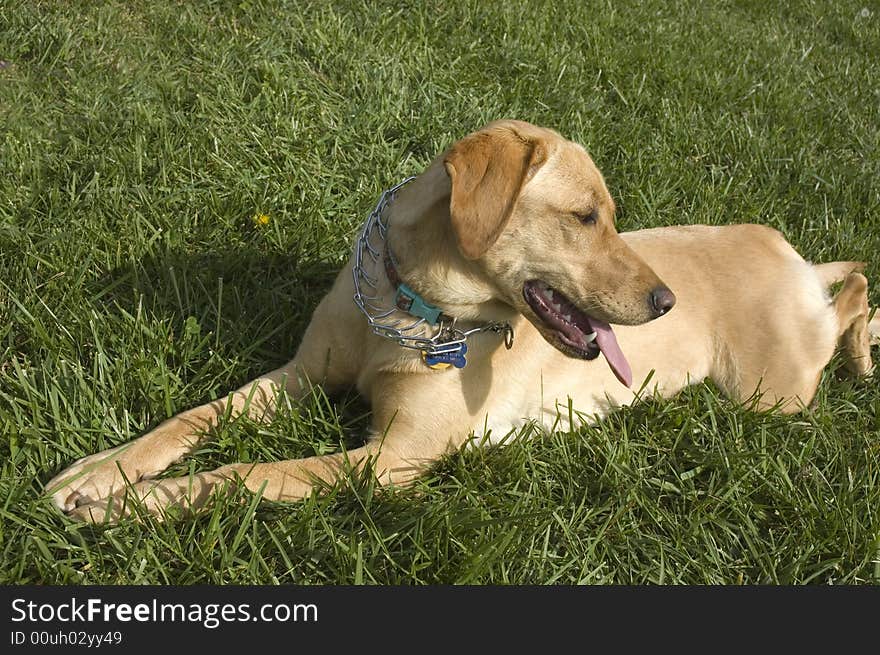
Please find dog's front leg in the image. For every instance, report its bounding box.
[68,419,459,523]
[47,367,299,513]
[47,269,366,514]
[68,371,473,523]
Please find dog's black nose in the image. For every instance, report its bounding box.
[649,286,676,317]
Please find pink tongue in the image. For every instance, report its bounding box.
[590,319,632,388]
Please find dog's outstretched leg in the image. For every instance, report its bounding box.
[47,269,364,513]
[67,371,471,523]
[68,438,432,523]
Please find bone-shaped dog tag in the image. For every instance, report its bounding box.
[422,343,468,369]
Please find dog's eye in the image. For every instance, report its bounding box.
[573,209,598,225]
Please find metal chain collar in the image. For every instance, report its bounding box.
[351,178,514,359]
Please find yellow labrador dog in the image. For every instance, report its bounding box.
[48,120,876,523]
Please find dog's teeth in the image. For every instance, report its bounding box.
[562,313,572,323]
[584,331,597,343]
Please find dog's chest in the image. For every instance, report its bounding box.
[468,364,634,445]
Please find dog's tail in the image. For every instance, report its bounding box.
[815,261,880,346]
[813,261,865,287]
[812,261,880,345]
[870,312,880,347]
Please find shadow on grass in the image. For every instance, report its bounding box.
[81,244,373,457]
[90,246,341,365]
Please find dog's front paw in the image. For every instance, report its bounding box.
[46,444,142,512]
[68,473,227,524]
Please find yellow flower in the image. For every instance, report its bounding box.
[253,213,270,226]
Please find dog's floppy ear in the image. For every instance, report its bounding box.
[444,124,547,260]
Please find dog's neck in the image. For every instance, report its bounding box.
[384,160,514,324]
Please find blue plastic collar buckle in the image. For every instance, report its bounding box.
[395,284,443,325]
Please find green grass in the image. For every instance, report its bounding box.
[1,0,879,584]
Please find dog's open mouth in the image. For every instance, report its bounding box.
[523,280,633,387]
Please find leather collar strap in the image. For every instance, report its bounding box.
[383,246,453,326]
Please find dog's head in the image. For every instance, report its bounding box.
[442,120,675,386]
